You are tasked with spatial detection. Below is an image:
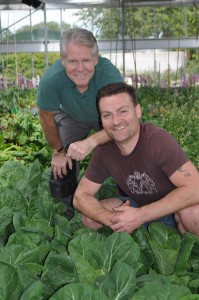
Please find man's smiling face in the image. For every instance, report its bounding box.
[62,41,98,93]
[99,92,141,144]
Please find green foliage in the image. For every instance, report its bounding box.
[137,86,199,168]
[76,6,198,39]
[0,87,36,113]
[0,160,198,298]
[0,87,51,167]
[0,52,60,80]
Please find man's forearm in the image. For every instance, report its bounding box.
[88,129,111,150]
[74,192,113,227]
[139,186,199,225]
[39,109,62,150]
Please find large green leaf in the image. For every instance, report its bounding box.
[0,206,12,237]
[97,261,136,300]
[131,226,154,273]
[68,230,105,283]
[175,232,198,273]
[19,280,47,300]
[131,282,195,300]
[0,261,23,300]
[0,187,26,212]
[149,239,179,275]
[0,160,28,188]
[136,273,172,288]
[68,231,141,284]
[188,239,199,274]
[0,244,49,265]
[7,218,53,247]
[102,232,141,273]
[27,159,42,188]
[42,252,78,291]
[51,214,72,251]
[148,222,181,249]
[48,283,109,300]
[148,223,181,275]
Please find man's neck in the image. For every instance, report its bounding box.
[76,85,88,93]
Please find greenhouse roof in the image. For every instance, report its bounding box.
[0,0,198,10]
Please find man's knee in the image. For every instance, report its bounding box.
[175,205,199,237]
[82,214,103,230]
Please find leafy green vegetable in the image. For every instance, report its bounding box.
[0,160,198,298]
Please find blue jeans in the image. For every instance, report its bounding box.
[119,197,177,229]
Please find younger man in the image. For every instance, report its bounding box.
[73,82,199,236]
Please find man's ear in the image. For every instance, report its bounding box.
[135,104,142,119]
[94,55,98,66]
[60,56,65,67]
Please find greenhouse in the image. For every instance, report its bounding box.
[0,0,199,299]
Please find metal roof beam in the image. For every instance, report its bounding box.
[0,38,198,53]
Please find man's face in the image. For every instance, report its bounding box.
[62,41,98,93]
[99,92,141,143]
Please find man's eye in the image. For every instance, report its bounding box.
[103,114,111,118]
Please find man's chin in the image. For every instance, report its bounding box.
[74,80,90,88]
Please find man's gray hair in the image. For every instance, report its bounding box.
[60,28,99,59]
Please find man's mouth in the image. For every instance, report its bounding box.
[75,74,87,80]
[113,125,127,131]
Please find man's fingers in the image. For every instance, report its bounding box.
[66,152,82,161]
[51,155,73,178]
[67,157,73,169]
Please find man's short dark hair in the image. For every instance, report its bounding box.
[96,82,138,113]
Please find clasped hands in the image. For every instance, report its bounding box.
[109,200,143,234]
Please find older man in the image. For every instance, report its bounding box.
[36,28,123,219]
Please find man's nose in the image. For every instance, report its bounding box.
[112,114,121,124]
[76,62,84,71]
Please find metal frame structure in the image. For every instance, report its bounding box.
[0,0,198,76]
[1,38,198,53]
[0,0,198,10]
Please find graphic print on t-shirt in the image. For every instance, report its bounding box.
[126,171,158,195]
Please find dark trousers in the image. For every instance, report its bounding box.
[49,111,101,219]
[49,160,78,219]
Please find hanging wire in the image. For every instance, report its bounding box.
[153,7,157,85]
[167,0,172,87]
[109,0,113,62]
[126,1,138,88]
[6,14,9,90]
[194,0,199,60]
[175,0,183,87]
[114,0,121,70]
[107,0,120,73]
[13,23,18,87]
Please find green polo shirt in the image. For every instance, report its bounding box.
[36,56,123,124]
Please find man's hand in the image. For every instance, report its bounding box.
[110,200,144,233]
[66,130,111,161]
[66,139,94,161]
[51,152,72,179]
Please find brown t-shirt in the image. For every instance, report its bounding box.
[85,123,189,206]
